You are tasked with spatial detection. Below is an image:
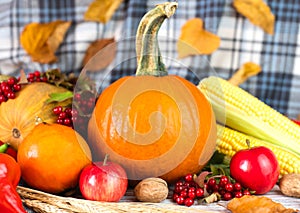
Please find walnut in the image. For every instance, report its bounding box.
[134,177,169,203]
[279,173,300,198]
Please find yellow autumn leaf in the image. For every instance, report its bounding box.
[177,18,220,58]
[228,62,261,86]
[20,20,71,64]
[233,0,275,35]
[84,0,123,24]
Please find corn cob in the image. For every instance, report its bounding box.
[216,124,300,175]
[198,76,300,156]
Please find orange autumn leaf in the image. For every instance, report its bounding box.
[20,20,71,64]
[82,38,116,71]
[84,0,123,24]
[229,62,261,86]
[227,195,297,213]
[233,0,275,35]
[177,18,220,58]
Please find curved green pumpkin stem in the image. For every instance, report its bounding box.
[136,2,178,77]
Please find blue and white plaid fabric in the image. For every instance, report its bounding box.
[0,0,300,119]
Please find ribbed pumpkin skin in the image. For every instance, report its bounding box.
[0,82,70,150]
[88,75,217,183]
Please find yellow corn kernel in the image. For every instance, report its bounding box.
[216,124,300,176]
[198,76,300,156]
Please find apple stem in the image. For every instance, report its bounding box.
[246,139,251,149]
[103,154,109,166]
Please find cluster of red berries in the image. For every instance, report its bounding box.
[0,71,47,104]
[53,106,74,127]
[205,175,251,201]
[52,91,95,134]
[25,70,48,83]
[173,174,204,207]
[0,77,20,103]
[73,91,95,116]
[173,174,251,207]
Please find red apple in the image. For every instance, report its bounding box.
[79,155,128,202]
[230,142,279,195]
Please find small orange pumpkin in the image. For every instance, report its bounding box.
[88,2,217,183]
[18,123,92,193]
[0,82,70,150]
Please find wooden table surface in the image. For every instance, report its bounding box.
[120,185,300,213]
[23,184,299,212]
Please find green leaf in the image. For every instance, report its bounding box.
[46,91,73,104]
[210,164,230,177]
[207,151,227,164]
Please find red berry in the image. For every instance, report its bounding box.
[219,176,229,187]
[175,181,184,187]
[175,196,185,205]
[180,190,188,198]
[212,184,220,192]
[34,71,41,77]
[243,190,251,196]
[7,77,16,85]
[225,183,234,192]
[223,192,232,201]
[63,118,72,126]
[183,182,191,188]
[56,119,64,124]
[53,106,63,115]
[233,182,242,191]
[174,185,184,193]
[188,191,196,199]
[188,187,195,192]
[41,76,48,82]
[0,95,7,103]
[6,92,15,99]
[195,188,204,197]
[184,174,194,182]
[184,198,194,207]
[207,178,216,188]
[234,191,243,198]
[27,73,35,81]
[1,84,10,92]
[173,193,179,201]
[13,84,21,91]
[64,108,72,116]
[58,112,67,119]
[74,93,81,101]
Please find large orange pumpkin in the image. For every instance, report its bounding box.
[0,82,70,150]
[88,2,217,183]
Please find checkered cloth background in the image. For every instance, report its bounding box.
[0,0,300,119]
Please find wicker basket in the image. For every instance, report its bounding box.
[17,186,223,213]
